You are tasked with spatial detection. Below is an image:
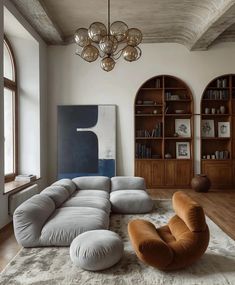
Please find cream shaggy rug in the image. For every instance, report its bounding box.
[1,200,235,285]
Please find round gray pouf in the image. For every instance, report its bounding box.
[70,230,124,271]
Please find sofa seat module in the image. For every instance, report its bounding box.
[110,176,154,214]
[13,177,111,247]
[62,196,111,214]
[40,207,109,246]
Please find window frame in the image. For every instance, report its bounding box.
[3,35,18,182]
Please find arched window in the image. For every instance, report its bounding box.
[3,36,17,181]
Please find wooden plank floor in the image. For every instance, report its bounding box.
[148,188,235,240]
[0,223,21,272]
[0,189,235,272]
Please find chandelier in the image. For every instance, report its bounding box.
[74,0,143,72]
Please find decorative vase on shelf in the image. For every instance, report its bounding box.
[220,105,225,114]
[191,174,211,192]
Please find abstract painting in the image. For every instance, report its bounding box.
[58,105,116,179]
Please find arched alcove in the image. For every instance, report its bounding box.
[134,75,194,189]
[200,74,235,189]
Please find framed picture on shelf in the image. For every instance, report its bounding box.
[176,142,190,159]
[201,120,215,138]
[218,122,230,137]
[175,119,191,137]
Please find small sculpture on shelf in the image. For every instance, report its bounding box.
[220,105,225,114]
[165,153,172,159]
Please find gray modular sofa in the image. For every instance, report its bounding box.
[13,176,153,247]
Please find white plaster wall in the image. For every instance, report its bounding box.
[47,42,235,182]
[0,1,48,229]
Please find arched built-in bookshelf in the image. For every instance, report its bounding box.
[201,74,235,189]
[134,75,194,189]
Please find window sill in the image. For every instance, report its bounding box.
[4,178,41,195]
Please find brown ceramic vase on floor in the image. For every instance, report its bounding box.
[191,174,211,192]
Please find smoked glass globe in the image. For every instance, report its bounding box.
[101,57,115,72]
[127,28,142,46]
[81,45,99,62]
[123,45,139,62]
[74,28,90,47]
[99,35,118,54]
[88,22,107,43]
[110,21,129,42]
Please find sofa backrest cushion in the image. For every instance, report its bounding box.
[13,194,55,247]
[52,179,76,195]
[111,176,146,192]
[172,191,207,232]
[40,186,70,208]
[72,176,110,192]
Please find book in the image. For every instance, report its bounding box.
[15,174,37,182]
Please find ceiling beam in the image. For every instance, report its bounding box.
[10,0,64,44]
[189,1,235,51]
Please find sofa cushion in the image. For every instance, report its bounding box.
[52,179,77,195]
[13,194,55,247]
[72,190,110,200]
[40,186,70,208]
[62,196,111,214]
[111,176,146,192]
[72,176,110,192]
[110,190,153,214]
[40,207,109,246]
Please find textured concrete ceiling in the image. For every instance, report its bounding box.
[10,0,235,50]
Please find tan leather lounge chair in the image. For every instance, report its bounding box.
[128,191,209,270]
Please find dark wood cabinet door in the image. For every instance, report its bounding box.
[164,161,175,186]
[135,160,152,188]
[175,160,192,186]
[202,161,232,188]
[232,117,235,159]
[152,161,165,187]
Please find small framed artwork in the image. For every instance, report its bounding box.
[218,122,230,137]
[175,119,191,137]
[176,142,190,159]
[201,120,215,138]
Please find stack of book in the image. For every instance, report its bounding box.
[135,143,152,158]
[151,122,162,137]
[136,129,151,137]
[204,89,229,100]
[15,174,37,182]
[215,150,229,160]
[155,78,161,88]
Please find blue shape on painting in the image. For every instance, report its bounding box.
[58,105,98,129]
[58,159,115,179]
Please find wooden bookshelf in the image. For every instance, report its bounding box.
[200,74,235,189]
[135,75,194,188]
